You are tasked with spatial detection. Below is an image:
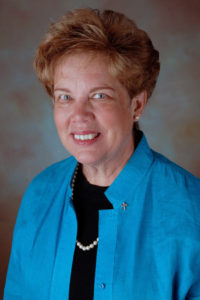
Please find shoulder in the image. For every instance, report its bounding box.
[18,156,77,216]
[31,155,76,184]
[27,155,76,192]
[136,132,199,192]
[151,150,200,191]
[134,147,200,250]
[149,150,200,231]
[23,155,77,200]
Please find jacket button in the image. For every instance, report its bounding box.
[99,283,106,289]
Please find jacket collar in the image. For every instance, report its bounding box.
[105,133,154,208]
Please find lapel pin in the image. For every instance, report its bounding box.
[121,202,128,211]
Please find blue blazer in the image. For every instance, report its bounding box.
[4,134,200,299]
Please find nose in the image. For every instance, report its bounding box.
[71,100,94,123]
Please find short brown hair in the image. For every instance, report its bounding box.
[34,8,160,99]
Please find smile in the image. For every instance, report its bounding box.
[74,133,99,141]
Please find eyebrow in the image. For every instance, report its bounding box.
[54,88,71,93]
[90,86,115,93]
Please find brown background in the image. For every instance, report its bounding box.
[0,0,200,297]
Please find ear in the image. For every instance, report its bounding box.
[130,90,147,121]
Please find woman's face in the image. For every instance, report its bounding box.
[53,53,145,169]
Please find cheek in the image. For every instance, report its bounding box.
[54,110,67,130]
[97,105,120,124]
[100,106,133,128]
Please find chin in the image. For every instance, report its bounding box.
[73,152,102,166]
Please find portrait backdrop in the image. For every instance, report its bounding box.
[0,0,200,297]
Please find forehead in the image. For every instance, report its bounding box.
[55,52,107,72]
[53,52,120,88]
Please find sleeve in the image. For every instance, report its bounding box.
[3,177,41,299]
[186,184,200,299]
[3,158,72,299]
[3,203,28,299]
[185,233,200,299]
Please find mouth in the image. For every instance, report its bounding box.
[74,133,99,141]
[72,132,101,144]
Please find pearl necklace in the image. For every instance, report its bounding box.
[71,163,99,252]
[76,237,99,251]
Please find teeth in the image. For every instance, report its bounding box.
[74,133,98,141]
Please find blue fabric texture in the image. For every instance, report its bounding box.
[4,134,200,300]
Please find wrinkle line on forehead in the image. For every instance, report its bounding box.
[54,85,116,93]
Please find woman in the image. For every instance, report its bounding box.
[4,8,200,300]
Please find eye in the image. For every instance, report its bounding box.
[60,94,71,101]
[55,94,71,103]
[93,93,106,100]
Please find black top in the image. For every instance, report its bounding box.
[69,167,113,300]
